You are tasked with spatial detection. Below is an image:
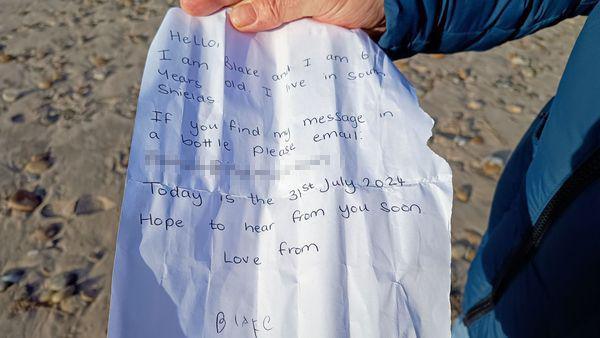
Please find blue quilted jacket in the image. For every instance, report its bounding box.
[378,1,600,337]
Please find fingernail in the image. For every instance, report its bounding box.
[230,1,257,28]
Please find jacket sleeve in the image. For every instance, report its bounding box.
[378,0,598,59]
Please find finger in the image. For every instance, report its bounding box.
[180,0,241,16]
[229,0,325,32]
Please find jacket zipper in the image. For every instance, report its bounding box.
[463,147,600,325]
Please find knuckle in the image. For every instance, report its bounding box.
[256,0,284,27]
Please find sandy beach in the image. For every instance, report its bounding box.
[0,0,585,336]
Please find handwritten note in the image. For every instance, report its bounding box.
[108,8,452,338]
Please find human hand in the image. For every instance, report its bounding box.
[180,0,385,34]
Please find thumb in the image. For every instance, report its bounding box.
[229,0,323,32]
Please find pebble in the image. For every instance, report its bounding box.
[88,55,109,67]
[469,135,485,145]
[51,70,64,82]
[24,153,53,175]
[463,229,483,247]
[38,289,53,303]
[80,287,99,303]
[506,104,523,114]
[481,156,505,177]
[455,184,473,203]
[508,54,529,66]
[36,80,53,90]
[0,268,26,292]
[430,53,446,59]
[457,68,471,81]
[30,152,53,164]
[31,222,63,243]
[24,161,50,175]
[50,285,76,304]
[453,135,469,147]
[74,194,115,215]
[2,88,20,103]
[92,69,107,81]
[0,52,14,63]
[8,189,42,212]
[43,222,62,239]
[41,112,60,125]
[452,241,478,262]
[60,296,84,314]
[40,204,58,218]
[466,100,483,110]
[47,271,78,291]
[11,114,25,123]
[521,67,536,78]
[87,248,105,262]
[464,248,477,262]
[451,245,467,260]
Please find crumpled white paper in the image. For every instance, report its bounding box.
[108,8,452,338]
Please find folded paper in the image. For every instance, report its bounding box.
[108,8,453,338]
